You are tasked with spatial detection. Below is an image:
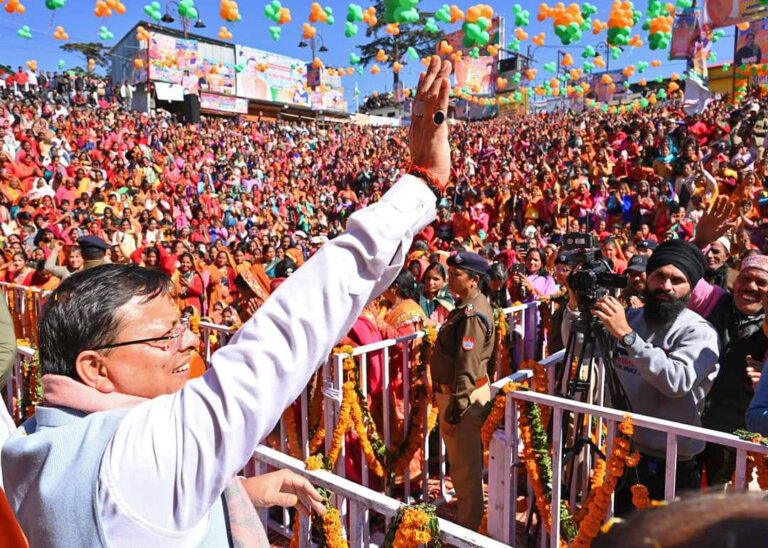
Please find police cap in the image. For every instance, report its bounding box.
[77,236,110,253]
[447,251,490,276]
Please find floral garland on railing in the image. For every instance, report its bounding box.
[383,503,441,548]
[290,454,349,548]
[320,328,441,487]
[308,372,326,455]
[387,325,439,484]
[571,416,635,548]
[283,407,302,460]
[480,381,523,464]
[325,345,386,477]
[519,399,577,546]
[489,307,510,379]
[15,342,42,422]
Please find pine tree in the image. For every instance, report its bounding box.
[356,1,443,86]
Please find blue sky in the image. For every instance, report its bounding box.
[0,1,739,106]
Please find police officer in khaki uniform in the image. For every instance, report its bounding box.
[431,251,495,530]
[76,236,109,270]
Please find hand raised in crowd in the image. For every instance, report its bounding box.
[408,55,452,188]
[692,195,736,248]
[241,469,326,517]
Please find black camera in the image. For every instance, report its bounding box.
[562,232,596,251]
[566,251,628,315]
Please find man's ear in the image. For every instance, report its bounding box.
[75,350,116,394]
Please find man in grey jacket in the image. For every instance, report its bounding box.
[562,239,719,514]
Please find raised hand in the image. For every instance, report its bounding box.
[408,55,453,189]
[693,195,736,248]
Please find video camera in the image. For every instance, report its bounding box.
[561,233,628,314]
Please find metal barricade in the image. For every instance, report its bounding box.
[486,365,768,546]
[250,444,510,548]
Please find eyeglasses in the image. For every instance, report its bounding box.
[89,322,193,353]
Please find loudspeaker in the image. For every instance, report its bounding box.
[183,94,201,124]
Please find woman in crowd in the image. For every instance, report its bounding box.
[261,245,279,278]
[43,241,83,281]
[171,252,205,315]
[2,252,33,285]
[207,249,236,310]
[419,262,454,324]
[510,247,557,302]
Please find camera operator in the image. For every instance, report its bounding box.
[562,239,719,514]
[622,255,648,308]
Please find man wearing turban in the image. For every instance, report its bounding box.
[563,239,719,514]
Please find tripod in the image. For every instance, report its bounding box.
[555,307,633,507]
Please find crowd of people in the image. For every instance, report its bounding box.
[5,58,768,543]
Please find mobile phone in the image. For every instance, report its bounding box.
[747,355,765,373]
[510,263,527,276]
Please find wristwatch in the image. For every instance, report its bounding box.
[621,330,637,347]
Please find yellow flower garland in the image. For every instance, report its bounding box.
[326,346,386,477]
[572,416,634,548]
[322,508,347,548]
[481,381,522,463]
[391,507,433,547]
[308,373,326,454]
[391,326,439,478]
[283,407,302,460]
[518,400,562,545]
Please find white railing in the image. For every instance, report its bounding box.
[249,444,510,548]
[486,372,768,547]
[261,301,543,504]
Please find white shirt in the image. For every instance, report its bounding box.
[97,175,436,546]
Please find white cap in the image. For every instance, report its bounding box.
[715,236,731,253]
[310,235,329,245]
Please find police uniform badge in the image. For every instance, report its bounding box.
[462,337,475,351]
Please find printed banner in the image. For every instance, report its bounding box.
[592,70,628,103]
[670,8,700,59]
[148,31,236,96]
[199,92,248,114]
[701,0,768,30]
[454,57,496,96]
[497,91,528,116]
[736,18,768,66]
[236,45,309,106]
[309,89,348,112]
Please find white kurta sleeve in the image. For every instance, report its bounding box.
[98,174,437,542]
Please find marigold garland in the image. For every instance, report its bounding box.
[18,347,42,421]
[308,372,326,454]
[283,407,302,460]
[322,508,347,548]
[518,400,576,546]
[572,415,634,548]
[631,484,651,510]
[480,381,521,463]
[383,503,440,548]
[324,346,387,477]
[386,326,439,485]
[489,307,511,379]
